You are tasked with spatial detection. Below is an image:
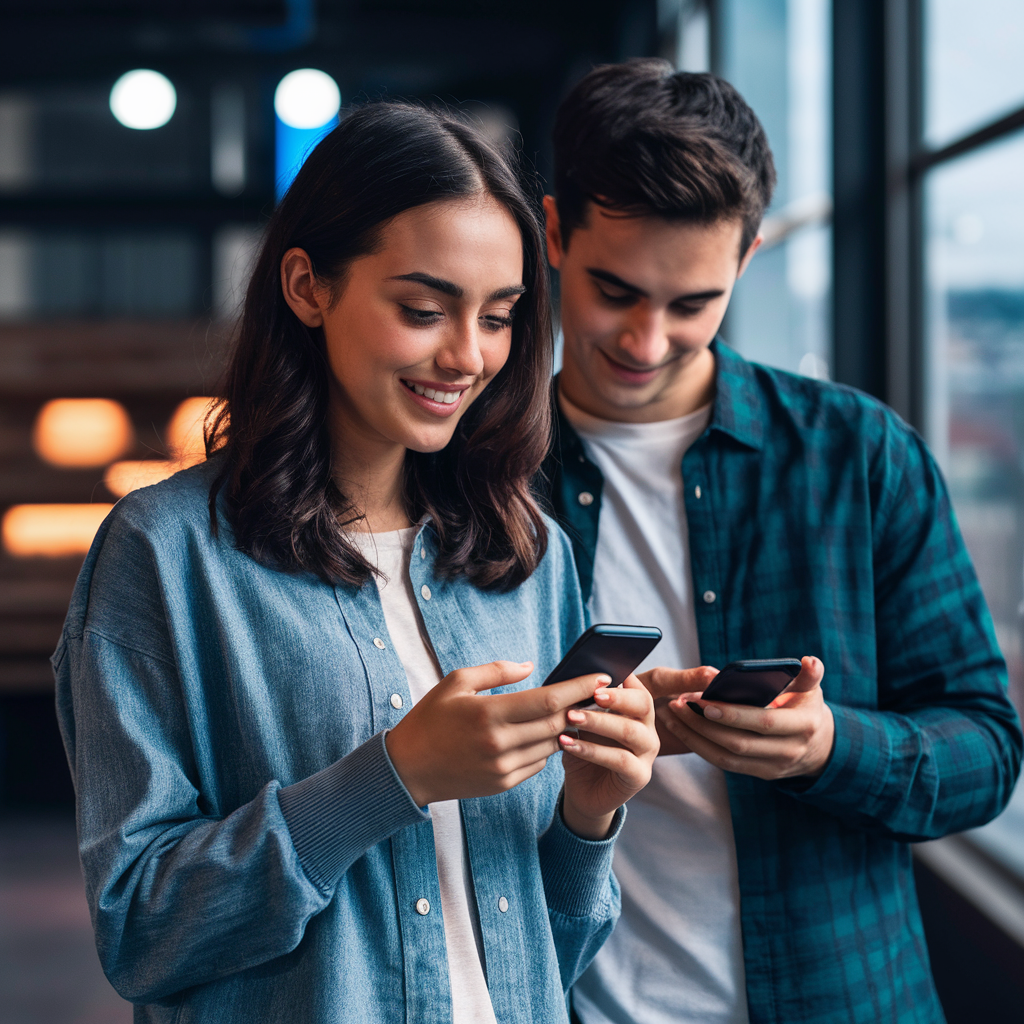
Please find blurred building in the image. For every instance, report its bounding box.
[1,2,1023,1022]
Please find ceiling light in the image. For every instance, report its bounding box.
[274,69,340,129]
[2,504,113,558]
[110,69,177,130]
[33,399,134,468]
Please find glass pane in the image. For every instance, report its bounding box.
[925,0,1024,149]
[719,0,832,377]
[925,131,1024,867]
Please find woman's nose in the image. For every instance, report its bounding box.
[436,320,486,377]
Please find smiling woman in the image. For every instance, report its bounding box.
[54,101,659,1024]
[209,102,552,589]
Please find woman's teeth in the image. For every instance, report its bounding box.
[407,382,461,404]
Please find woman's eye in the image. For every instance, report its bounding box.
[400,305,443,325]
[481,312,514,332]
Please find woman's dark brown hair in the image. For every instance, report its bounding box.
[207,102,551,590]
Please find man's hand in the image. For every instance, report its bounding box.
[559,673,659,838]
[656,656,834,780]
[638,666,718,755]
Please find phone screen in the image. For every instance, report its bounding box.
[543,624,662,689]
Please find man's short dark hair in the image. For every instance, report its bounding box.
[552,59,776,256]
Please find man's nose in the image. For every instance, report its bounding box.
[617,308,670,366]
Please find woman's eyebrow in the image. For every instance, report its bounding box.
[389,273,525,302]
[389,272,462,297]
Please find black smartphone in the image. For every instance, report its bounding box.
[542,624,662,702]
[688,658,803,716]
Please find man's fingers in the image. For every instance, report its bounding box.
[638,665,718,701]
[775,655,824,696]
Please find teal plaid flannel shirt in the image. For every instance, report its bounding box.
[539,339,1022,1024]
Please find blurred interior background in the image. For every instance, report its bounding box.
[0,1,1022,1021]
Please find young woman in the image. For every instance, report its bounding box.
[54,103,657,1023]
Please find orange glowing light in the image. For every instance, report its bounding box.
[167,397,217,465]
[33,399,134,468]
[104,460,179,498]
[2,504,113,558]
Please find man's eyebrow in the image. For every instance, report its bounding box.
[389,274,525,302]
[586,267,725,304]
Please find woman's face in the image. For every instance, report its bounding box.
[283,195,524,462]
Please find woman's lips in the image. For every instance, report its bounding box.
[401,379,469,417]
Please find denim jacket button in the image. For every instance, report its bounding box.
[498,896,509,913]
[694,484,702,499]
[702,590,716,604]
[420,584,432,600]
[420,547,426,559]
[415,898,430,915]
[577,491,594,507]
[390,693,403,709]
[373,637,386,650]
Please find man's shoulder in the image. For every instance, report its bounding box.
[740,355,919,454]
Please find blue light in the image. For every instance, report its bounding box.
[275,116,337,202]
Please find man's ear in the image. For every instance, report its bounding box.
[737,234,763,280]
[280,247,326,327]
[542,195,564,270]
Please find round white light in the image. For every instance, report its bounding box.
[274,69,340,129]
[110,69,177,130]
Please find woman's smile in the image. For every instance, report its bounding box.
[401,377,472,415]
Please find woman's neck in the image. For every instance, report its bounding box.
[330,407,413,534]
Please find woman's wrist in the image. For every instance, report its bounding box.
[561,794,615,841]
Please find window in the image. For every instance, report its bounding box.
[718,0,832,378]
[920,0,1024,872]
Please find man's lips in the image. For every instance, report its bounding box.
[598,350,665,385]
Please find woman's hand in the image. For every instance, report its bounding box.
[558,674,659,839]
[385,661,611,807]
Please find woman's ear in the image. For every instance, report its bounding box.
[280,248,326,327]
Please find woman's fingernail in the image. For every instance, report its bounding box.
[594,689,611,703]
[703,704,723,720]
[559,734,577,748]
[567,709,585,723]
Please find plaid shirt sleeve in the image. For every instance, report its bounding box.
[778,413,1023,840]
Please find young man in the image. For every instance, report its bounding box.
[537,60,1022,1024]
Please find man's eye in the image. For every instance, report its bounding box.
[597,287,635,305]
[671,303,707,318]
[400,305,443,325]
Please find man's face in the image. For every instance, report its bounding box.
[545,197,759,423]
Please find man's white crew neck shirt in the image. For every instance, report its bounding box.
[560,391,749,1024]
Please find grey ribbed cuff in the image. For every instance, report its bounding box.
[277,731,428,892]
[538,795,625,918]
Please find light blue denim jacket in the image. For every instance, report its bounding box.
[54,460,622,1023]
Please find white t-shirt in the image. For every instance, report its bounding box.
[561,394,750,1024]
[349,528,497,1024]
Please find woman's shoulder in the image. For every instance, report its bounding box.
[102,457,221,546]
